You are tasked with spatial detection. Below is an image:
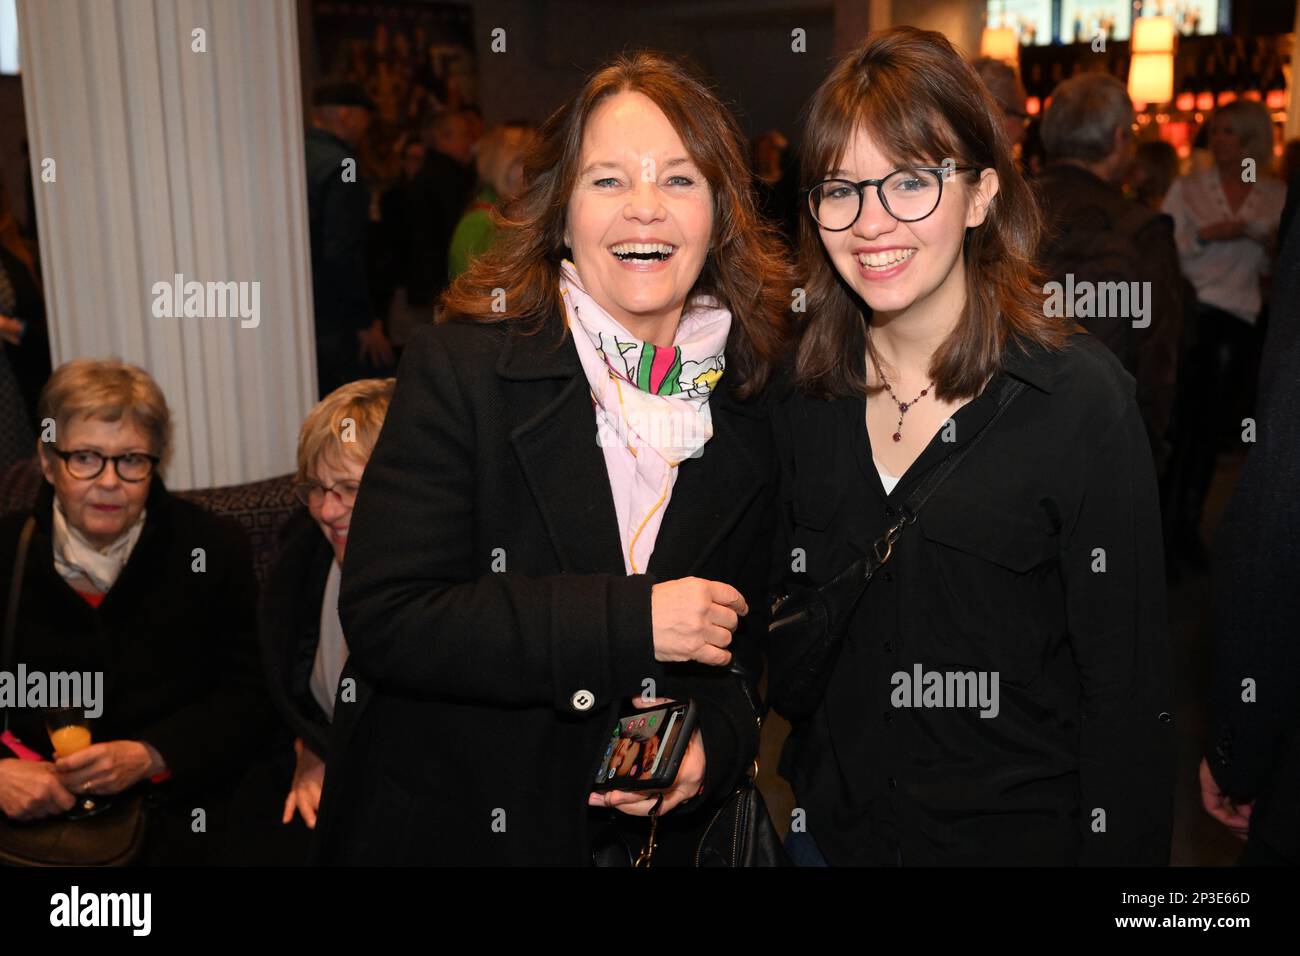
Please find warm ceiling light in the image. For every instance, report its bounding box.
[1128,17,1176,106]
[980,27,1019,66]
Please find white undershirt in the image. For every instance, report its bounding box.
[876,461,900,496]
[310,559,348,721]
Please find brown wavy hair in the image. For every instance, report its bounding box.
[441,51,794,398]
[794,27,1067,401]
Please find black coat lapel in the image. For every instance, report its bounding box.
[501,318,766,581]
[502,325,626,575]
[646,386,765,579]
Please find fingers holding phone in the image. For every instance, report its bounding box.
[588,698,702,815]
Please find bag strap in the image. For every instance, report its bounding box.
[2,516,37,734]
[857,375,1027,581]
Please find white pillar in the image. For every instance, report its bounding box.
[16,0,316,490]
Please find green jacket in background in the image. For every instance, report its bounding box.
[448,186,500,280]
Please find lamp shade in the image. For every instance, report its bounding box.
[1128,16,1176,106]
[1131,16,1176,55]
[980,27,1019,66]
[1130,53,1174,105]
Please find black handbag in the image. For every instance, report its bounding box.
[691,668,789,867]
[767,378,1025,723]
[0,516,149,867]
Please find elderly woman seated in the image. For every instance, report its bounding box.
[0,359,271,864]
[225,378,393,864]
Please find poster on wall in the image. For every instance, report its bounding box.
[311,1,478,179]
[1135,0,1224,37]
[985,0,1053,47]
[312,0,477,121]
[1059,0,1131,44]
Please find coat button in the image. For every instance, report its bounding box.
[887,777,898,790]
[883,641,895,653]
[571,690,595,711]
[881,571,894,583]
[883,711,894,723]
[1158,712,1173,723]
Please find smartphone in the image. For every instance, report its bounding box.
[592,699,697,792]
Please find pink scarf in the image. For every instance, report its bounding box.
[559,260,731,574]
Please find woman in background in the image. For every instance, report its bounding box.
[1161,101,1285,567]
[0,170,51,469]
[0,360,269,864]
[447,123,538,279]
[225,378,393,865]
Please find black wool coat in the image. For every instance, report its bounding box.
[258,508,336,759]
[1207,179,1300,862]
[0,480,272,798]
[314,316,774,865]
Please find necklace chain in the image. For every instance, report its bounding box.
[868,340,934,443]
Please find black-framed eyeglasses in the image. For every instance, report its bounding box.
[49,447,160,482]
[293,479,362,509]
[806,165,979,230]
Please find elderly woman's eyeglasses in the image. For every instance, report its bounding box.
[50,448,159,482]
[293,480,361,509]
[807,165,979,230]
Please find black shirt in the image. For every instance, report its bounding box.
[769,333,1175,865]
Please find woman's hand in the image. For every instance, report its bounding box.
[0,315,23,347]
[1197,219,1247,243]
[54,740,161,796]
[651,577,747,666]
[1198,757,1252,841]
[282,737,326,829]
[587,697,706,817]
[0,758,77,820]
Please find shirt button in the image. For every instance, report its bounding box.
[881,571,894,583]
[883,711,894,723]
[571,689,595,711]
[883,641,895,652]
[887,777,898,790]
[1158,712,1173,723]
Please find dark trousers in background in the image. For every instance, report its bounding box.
[1162,304,1262,563]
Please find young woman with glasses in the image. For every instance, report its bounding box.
[767,27,1174,866]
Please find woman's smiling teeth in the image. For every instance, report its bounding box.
[857,248,916,270]
[610,242,677,261]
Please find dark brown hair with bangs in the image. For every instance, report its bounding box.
[441,50,794,398]
[794,26,1066,401]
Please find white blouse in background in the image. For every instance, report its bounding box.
[1161,167,1285,325]
[310,559,349,721]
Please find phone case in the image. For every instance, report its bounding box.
[591,699,698,792]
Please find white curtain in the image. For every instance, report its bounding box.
[17,0,316,489]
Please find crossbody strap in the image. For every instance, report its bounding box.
[859,375,1027,578]
[2,516,37,734]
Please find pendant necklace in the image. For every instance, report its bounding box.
[869,343,933,443]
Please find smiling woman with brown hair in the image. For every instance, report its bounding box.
[314,51,793,865]
[768,27,1174,867]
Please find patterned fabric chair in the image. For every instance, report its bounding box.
[0,457,298,587]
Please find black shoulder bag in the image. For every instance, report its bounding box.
[767,378,1026,723]
[0,516,149,867]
